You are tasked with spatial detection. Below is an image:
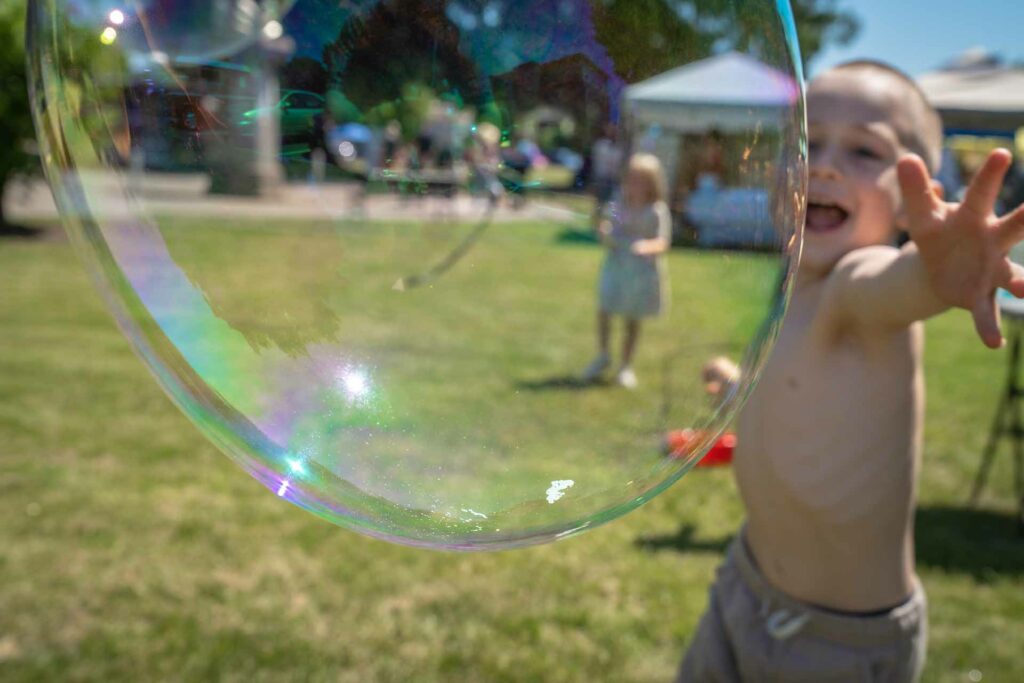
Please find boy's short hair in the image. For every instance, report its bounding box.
[830,60,945,173]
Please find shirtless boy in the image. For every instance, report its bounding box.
[678,61,1024,681]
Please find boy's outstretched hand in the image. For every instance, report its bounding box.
[898,149,1024,349]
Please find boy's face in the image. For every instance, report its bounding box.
[804,68,919,273]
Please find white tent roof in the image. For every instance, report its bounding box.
[918,66,1024,133]
[626,52,799,107]
[624,52,799,133]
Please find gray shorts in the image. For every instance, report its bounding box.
[677,535,927,682]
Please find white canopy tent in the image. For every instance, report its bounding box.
[624,52,800,133]
[622,53,799,248]
[918,66,1024,134]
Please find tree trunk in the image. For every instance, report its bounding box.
[0,170,43,237]
[0,169,12,228]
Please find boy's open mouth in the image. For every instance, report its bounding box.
[806,201,849,233]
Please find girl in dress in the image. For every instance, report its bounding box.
[582,153,671,388]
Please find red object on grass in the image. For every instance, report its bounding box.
[665,429,736,467]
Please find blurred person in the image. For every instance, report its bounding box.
[670,129,726,242]
[680,61,1024,682]
[934,146,964,204]
[1004,154,1024,213]
[672,128,726,210]
[590,122,624,230]
[582,153,671,389]
[501,133,534,208]
[382,119,402,169]
[470,122,504,205]
[308,110,334,184]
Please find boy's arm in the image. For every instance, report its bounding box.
[825,242,949,334]
[826,151,1024,348]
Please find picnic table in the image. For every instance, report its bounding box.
[369,166,470,196]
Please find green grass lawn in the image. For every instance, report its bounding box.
[1,226,1023,682]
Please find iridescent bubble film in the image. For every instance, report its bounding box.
[28,0,806,549]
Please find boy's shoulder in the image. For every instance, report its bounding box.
[800,244,921,345]
[799,244,902,298]
[830,244,903,279]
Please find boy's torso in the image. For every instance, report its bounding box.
[735,278,923,613]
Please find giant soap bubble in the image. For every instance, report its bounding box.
[57,1,296,62]
[27,0,806,549]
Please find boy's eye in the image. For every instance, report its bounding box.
[853,145,883,160]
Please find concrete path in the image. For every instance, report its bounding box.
[4,173,587,226]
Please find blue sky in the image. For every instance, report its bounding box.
[810,0,1024,77]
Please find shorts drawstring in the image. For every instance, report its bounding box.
[765,607,811,641]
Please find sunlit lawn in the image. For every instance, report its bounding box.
[1,224,1023,682]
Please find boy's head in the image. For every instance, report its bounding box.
[804,61,944,273]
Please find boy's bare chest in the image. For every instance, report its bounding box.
[736,316,921,516]
[755,337,908,435]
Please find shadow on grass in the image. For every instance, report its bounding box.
[634,522,733,555]
[634,506,1024,576]
[0,223,46,239]
[555,227,598,245]
[915,504,1024,579]
[515,375,611,391]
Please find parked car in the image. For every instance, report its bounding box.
[239,89,325,141]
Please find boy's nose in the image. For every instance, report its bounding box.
[809,147,841,181]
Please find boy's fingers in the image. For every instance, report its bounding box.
[996,202,1024,251]
[995,260,1024,297]
[897,155,941,231]
[1005,278,1024,299]
[962,149,1013,218]
[973,294,1004,349]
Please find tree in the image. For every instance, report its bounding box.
[319,0,857,118]
[280,56,329,94]
[322,0,482,114]
[593,0,859,83]
[0,0,35,228]
[789,0,859,69]
[591,0,712,83]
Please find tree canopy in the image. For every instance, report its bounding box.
[0,0,34,226]
[313,0,857,119]
[592,0,858,82]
